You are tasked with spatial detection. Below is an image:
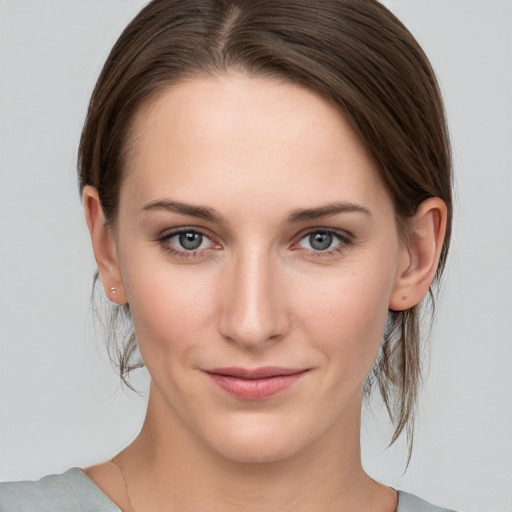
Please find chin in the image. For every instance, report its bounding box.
[198,413,317,465]
[212,434,304,465]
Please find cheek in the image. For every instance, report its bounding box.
[293,256,396,379]
[120,252,217,361]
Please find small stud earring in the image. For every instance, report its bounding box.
[110,287,116,295]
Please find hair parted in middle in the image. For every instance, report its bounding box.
[78,0,452,457]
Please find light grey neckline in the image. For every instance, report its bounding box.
[70,467,425,512]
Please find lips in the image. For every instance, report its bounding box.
[204,367,308,400]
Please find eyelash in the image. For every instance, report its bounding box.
[292,229,353,257]
[157,227,218,260]
[157,227,353,260]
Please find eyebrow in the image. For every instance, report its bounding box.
[286,202,371,222]
[140,198,371,224]
[141,199,224,223]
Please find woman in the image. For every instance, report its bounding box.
[0,1,456,510]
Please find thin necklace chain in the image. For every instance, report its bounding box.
[111,457,136,512]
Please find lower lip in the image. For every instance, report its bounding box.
[205,372,307,400]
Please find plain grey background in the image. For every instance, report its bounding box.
[1,1,511,511]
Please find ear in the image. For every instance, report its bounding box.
[389,197,448,311]
[83,186,127,304]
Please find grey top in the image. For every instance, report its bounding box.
[0,468,457,511]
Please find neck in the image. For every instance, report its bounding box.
[114,383,395,512]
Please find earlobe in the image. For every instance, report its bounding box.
[389,197,447,311]
[83,186,127,304]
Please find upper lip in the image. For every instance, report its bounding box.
[204,367,307,380]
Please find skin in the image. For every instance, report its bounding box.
[83,73,447,512]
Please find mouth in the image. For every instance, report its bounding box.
[203,367,309,400]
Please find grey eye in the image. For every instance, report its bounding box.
[309,232,333,250]
[179,231,203,250]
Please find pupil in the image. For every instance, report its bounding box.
[310,232,332,250]
[179,232,202,250]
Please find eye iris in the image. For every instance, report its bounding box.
[310,232,332,250]
[179,232,202,250]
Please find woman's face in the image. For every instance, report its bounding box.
[114,74,409,463]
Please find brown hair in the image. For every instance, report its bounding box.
[78,0,452,455]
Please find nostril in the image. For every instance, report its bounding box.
[221,326,284,349]
[219,306,289,349]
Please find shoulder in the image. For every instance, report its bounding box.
[397,491,458,512]
[0,468,120,512]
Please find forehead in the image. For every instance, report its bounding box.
[121,73,391,216]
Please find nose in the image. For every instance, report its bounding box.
[218,250,290,349]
